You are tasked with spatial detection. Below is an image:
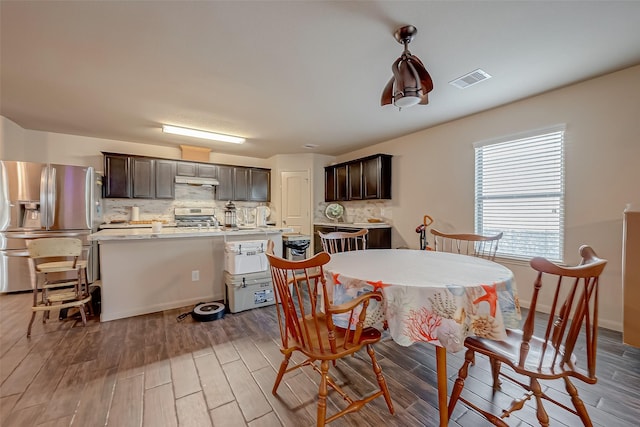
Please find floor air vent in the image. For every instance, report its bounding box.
[449,69,492,89]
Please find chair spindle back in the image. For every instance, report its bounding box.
[318,228,368,254]
[523,245,606,381]
[430,229,503,260]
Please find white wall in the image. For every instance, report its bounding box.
[337,65,640,331]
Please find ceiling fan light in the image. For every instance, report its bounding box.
[382,25,433,110]
[394,95,421,108]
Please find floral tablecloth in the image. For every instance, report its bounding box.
[324,249,521,352]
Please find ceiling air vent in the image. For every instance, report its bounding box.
[449,69,492,89]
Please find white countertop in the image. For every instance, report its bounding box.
[313,221,392,229]
[90,226,292,241]
[99,222,177,229]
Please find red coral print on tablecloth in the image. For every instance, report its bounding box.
[404,307,442,343]
[473,283,498,317]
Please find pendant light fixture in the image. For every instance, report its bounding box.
[381,25,433,109]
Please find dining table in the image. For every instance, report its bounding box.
[324,249,521,426]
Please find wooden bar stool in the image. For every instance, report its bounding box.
[26,237,92,337]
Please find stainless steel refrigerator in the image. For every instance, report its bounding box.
[0,160,102,292]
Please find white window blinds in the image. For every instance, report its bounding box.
[474,127,565,262]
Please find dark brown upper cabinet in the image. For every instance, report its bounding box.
[324,154,392,202]
[215,165,270,202]
[324,167,336,202]
[104,153,131,198]
[176,161,218,179]
[248,168,270,201]
[348,161,363,200]
[104,153,269,202]
[154,160,177,199]
[132,157,155,198]
[104,152,176,199]
[363,154,392,199]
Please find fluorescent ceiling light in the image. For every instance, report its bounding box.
[162,125,245,144]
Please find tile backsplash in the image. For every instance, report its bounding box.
[102,185,267,223]
[102,185,390,226]
[314,200,392,224]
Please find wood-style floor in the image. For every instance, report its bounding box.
[1,291,639,427]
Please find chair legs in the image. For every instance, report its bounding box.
[490,357,502,389]
[272,347,393,426]
[272,352,291,395]
[317,360,329,427]
[530,377,550,427]
[448,348,474,417]
[366,344,394,414]
[27,312,37,338]
[564,377,593,427]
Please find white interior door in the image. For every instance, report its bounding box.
[281,171,310,235]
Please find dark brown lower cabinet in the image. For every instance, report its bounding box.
[313,225,391,254]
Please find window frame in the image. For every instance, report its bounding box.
[474,125,566,263]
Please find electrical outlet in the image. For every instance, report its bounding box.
[191,270,200,281]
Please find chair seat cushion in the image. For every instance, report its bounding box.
[36,260,86,273]
[465,329,584,380]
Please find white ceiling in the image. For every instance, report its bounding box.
[2,1,640,159]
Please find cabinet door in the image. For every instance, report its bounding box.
[348,161,363,200]
[335,164,348,201]
[216,165,235,201]
[367,228,392,249]
[197,164,218,178]
[104,154,131,198]
[155,160,176,199]
[132,158,155,198]
[325,167,337,202]
[176,161,197,176]
[234,167,250,201]
[363,155,392,199]
[249,169,270,201]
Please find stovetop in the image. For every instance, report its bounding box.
[174,207,217,227]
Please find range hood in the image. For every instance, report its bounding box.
[175,176,219,186]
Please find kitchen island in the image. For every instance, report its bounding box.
[89,227,288,321]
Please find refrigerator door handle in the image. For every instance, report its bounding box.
[40,166,48,228]
[0,162,10,230]
[48,166,56,228]
[85,167,93,228]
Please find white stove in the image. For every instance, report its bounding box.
[174,207,218,227]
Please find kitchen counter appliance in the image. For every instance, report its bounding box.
[0,160,101,292]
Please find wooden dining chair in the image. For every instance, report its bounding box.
[447,245,607,426]
[430,228,503,260]
[265,240,394,426]
[26,237,92,337]
[318,228,368,254]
